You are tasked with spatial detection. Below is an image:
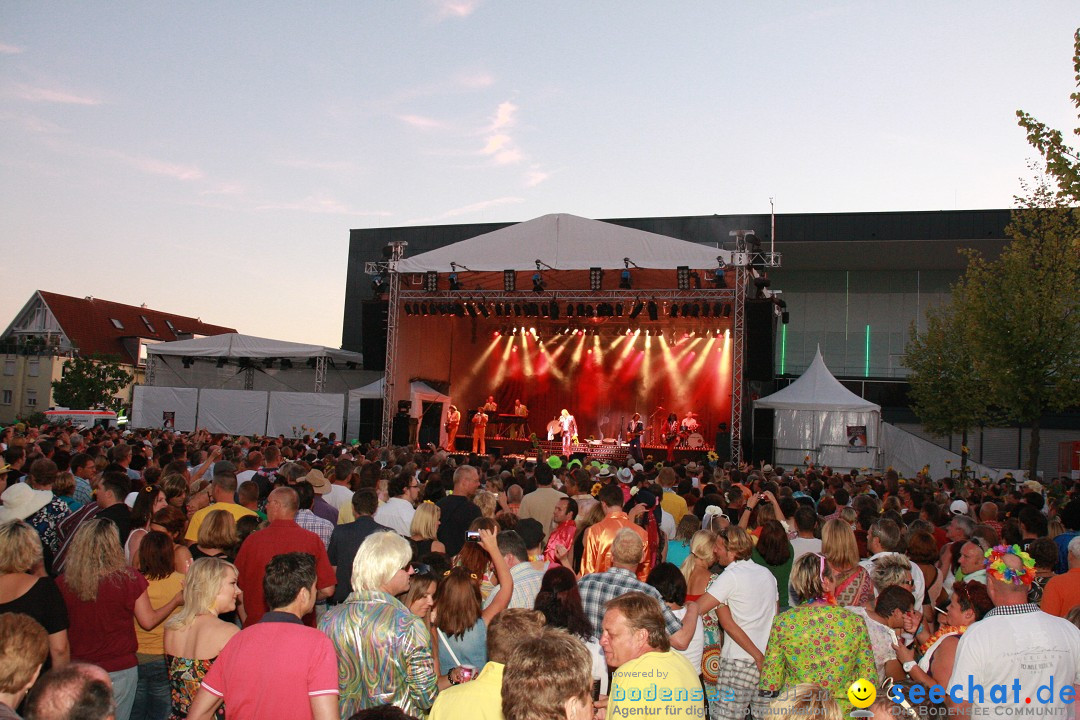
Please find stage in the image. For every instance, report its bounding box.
[446,434,724,465]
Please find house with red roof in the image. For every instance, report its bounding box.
[0,291,235,423]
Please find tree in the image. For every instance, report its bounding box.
[51,355,133,411]
[1016,29,1080,203]
[955,183,1080,474]
[904,300,992,475]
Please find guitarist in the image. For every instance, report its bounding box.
[626,412,645,464]
[664,412,680,462]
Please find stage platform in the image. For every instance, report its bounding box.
[445,436,720,464]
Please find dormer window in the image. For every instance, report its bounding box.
[110,318,124,329]
[141,315,156,333]
[165,320,177,333]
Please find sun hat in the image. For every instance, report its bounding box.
[0,483,53,522]
[617,467,633,484]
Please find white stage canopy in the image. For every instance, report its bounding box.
[132,386,199,432]
[755,349,881,471]
[395,213,734,273]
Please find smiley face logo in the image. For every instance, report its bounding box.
[847,678,876,709]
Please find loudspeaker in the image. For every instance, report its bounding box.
[360,301,389,371]
[391,414,411,446]
[744,302,775,382]
[751,408,775,465]
[487,446,502,458]
[397,400,412,414]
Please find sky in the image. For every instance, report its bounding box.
[1,2,1076,348]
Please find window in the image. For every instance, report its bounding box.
[1,390,11,405]
[3,359,13,376]
[26,390,37,407]
[28,358,40,377]
[141,315,156,333]
[165,320,177,333]
[110,318,124,329]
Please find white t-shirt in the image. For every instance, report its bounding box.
[660,509,676,541]
[236,469,258,485]
[949,607,1080,715]
[673,605,705,672]
[322,483,354,513]
[706,559,777,662]
[373,496,416,537]
[789,537,822,564]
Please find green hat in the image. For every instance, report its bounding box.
[567,458,582,469]
[547,455,563,470]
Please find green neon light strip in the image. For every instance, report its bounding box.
[865,324,871,377]
[780,324,787,375]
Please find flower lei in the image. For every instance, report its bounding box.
[919,625,966,654]
[984,544,1036,587]
[590,482,602,497]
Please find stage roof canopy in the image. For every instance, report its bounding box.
[146,333,363,364]
[755,348,880,412]
[395,213,734,273]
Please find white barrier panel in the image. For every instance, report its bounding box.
[196,389,269,436]
[132,386,199,432]
[267,392,344,438]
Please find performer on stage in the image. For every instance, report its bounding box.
[444,404,461,451]
[471,405,489,455]
[558,408,577,455]
[680,410,699,437]
[510,398,528,439]
[626,412,645,464]
[664,412,680,462]
[482,395,498,439]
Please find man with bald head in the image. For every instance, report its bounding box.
[437,465,482,556]
[947,545,1080,716]
[234,487,336,627]
[25,663,115,720]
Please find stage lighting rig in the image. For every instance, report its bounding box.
[589,267,603,291]
[503,270,516,292]
[647,301,659,321]
[629,301,644,319]
[690,271,701,289]
[424,271,438,292]
[676,266,690,290]
[532,272,545,292]
[448,273,461,291]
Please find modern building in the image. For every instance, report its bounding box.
[0,291,235,424]
[344,209,1077,476]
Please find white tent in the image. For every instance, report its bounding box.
[395,213,733,272]
[345,378,452,444]
[146,333,363,364]
[755,348,881,471]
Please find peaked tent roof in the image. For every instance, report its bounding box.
[395,213,733,273]
[755,348,880,412]
[147,333,363,364]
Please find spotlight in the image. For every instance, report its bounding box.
[449,273,461,291]
[466,303,477,317]
[690,304,700,318]
[279,359,293,369]
[550,302,560,320]
[676,266,690,290]
[682,303,692,317]
[514,304,523,317]
[647,301,658,321]
[629,302,644,319]
[424,271,438,292]
[782,311,789,324]
[182,356,194,369]
[263,358,275,369]
[690,270,701,289]
[504,270,516,292]
[566,303,574,317]
[404,304,414,316]
[479,304,489,318]
[371,274,384,294]
[723,304,732,317]
[615,303,623,316]
[619,269,632,289]
[589,267,603,291]
[215,357,227,368]
[577,303,586,317]
[532,272,545,292]
[495,303,503,317]
[670,304,679,318]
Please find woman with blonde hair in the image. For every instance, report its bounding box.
[473,490,498,520]
[189,509,238,563]
[163,557,241,720]
[821,518,874,607]
[768,683,843,720]
[58,517,183,720]
[679,530,717,602]
[410,502,447,557]
[0,520,70,669]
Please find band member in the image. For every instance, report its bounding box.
[680,410,700,438]
[472,405,489,455]
[510,398,528,439]
[664,412,680,462]
[558,408,577,455]
[482,395,498,438]
[444,404,461,451]
[626,412,644,464]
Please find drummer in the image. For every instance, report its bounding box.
[680,410,699,435]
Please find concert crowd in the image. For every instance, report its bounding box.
[0,423,1078,720]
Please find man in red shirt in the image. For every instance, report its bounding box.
[235,487,335,627]
[188,553,340,720]
[543,497,578,566]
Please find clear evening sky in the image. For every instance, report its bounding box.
[1,3,1076,347]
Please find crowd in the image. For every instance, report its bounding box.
[0,422,1079,720]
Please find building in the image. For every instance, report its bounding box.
[344,210,1078,477]
[0,291,235,424]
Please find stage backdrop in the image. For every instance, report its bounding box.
[388,316,732,445]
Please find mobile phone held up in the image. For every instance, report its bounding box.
[466,530,481,542]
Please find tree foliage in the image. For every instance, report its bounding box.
[1016,28,1080,202]
[51,355,133,411]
